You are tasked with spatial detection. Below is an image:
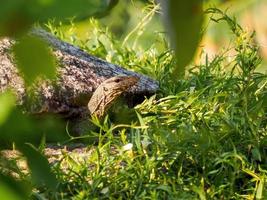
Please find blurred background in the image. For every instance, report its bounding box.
[58,0,267,71]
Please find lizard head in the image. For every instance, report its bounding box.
[103,76,139,92]
[88,75,139,118]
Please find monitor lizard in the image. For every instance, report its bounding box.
[0,29,158,123]
[88,76,139,118]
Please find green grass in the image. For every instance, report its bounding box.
[31,9,267,199]
[2,8,266,200]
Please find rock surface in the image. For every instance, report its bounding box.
[0,29,158,118]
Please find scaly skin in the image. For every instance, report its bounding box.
[88,76,139,118]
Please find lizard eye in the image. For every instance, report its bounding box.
[103,87,108,91]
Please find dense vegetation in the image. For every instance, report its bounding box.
[0,2,267,200]
[36,9,267,199]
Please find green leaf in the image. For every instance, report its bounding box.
[19,144,58,190]
[156,185,172,193]
[0,109,37,148]
[256,178,264,200]
[0,0,33,36]
[252,147,262,162]
[0,109,66,148]
[0,0,109,36]
[162,0,204,77]
[13,35,56,85]
[0,173,29,200]
[0,92,16,126]
[31,0,106,21]
[0,182,23,200]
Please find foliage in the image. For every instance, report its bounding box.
[26,8,267,199]
[0,0,110,37]
[1,1,267,199]
[162,0,204,78]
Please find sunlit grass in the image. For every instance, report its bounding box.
[30,8,267,199]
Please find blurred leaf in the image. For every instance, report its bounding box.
[162,0,204,77]
[0,92,16,126]
[13,35,56,85]
[0,183,23,200]
[156,185,172,193]
[19,144,58,190]
[0,0,33,36]
[30,0,106,21]
[0,173,29,200]
[94,0,119,18]
[0,0,110,36]
[0,109,38,147]
[252,147,262,162]
[0,109,66,148]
